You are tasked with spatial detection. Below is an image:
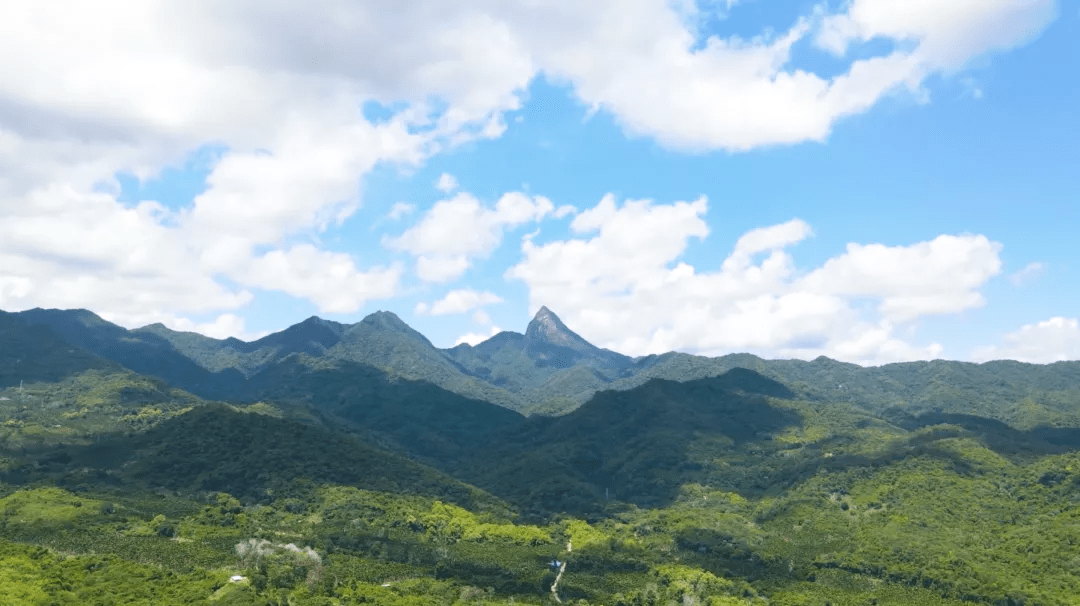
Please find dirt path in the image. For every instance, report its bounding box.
[550,540,572,603]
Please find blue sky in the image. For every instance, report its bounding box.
[0,0,1077,364]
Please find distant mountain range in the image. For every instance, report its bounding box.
[7,305,1080,425]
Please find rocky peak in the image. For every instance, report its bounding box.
[525,306,579,346]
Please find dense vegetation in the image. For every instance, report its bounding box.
[4,308,1080,604]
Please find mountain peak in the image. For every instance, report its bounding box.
[298,315,341,330]
[526,306,576,345]
[24,307,111,328]
[352,310,433,346]
[361,310,408,329]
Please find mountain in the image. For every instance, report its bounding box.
[13,307,250,399]
[0,315,513,513]
[15,403,508,513]
[455,368,808,514]
[0,311,119,388]
[615,351,1080,429]
[15,306,1080,427]
[15,308,531,409]
[250,357,528,466]
[442,306,637,412]
[134,315,347,376]
[323,311,524,408]
[10,306,1080,604]
[521,306,631,370]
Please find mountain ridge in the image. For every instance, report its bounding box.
[10,306,1080,423]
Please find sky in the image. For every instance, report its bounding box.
[0,0,1077,366]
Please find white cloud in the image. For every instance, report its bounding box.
[507,194,1000,365]
[959,77,985,100]
[385,191,554,282]
[0,0,531,326]
[554,204,578,219]
[0,0,1051,332]
[472,309,493,325]
[972,317,1080,363]
[417,289,504,316]
[494,0,1054,151]
[387,202,416,220]
[179,314,269,341]
[114,311,269,342]
[435,172,459,193]
[0,186,253,322]
[798,234,1003,322]
[244,245,403,314]
[1009,261,1044,286]
[815,0,1056,72]
[454,325,503,346]
[725,220,814,269]
[669,0,745,31]
[415,255,473,283]
[788,320,944,364]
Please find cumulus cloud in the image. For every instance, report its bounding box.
[385,191,554,282]
[0,186,253,326]
[798,234,1003,322]
[454,325,503,346]
[416,289,504,316]
[489,0,1054,151]
[169,314,268,341]
[815,0,1056,72]
[244,245,403,314]
[435,172,459,193]
[0,0,1052,337]
[0,0,530,336]
[507,194,1000,364]
[972,317,1080,363]
[415,256,474,284]
[118,311,269,342]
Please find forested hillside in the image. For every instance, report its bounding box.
[3,308,1080,604]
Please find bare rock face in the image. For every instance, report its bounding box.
[525,306,585,348]
[522,306,631,370]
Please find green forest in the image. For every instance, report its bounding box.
[3,309,1080,604]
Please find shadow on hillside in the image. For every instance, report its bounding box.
[895,411,1080,459]
[746,411,1080,508]
[7,309,263,399]
[0,357,535,514]
[455,369,804,519]
[461,372,1080,522]
[253,358,528,465]
[0,403,504,513]
[0,313,119,388]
